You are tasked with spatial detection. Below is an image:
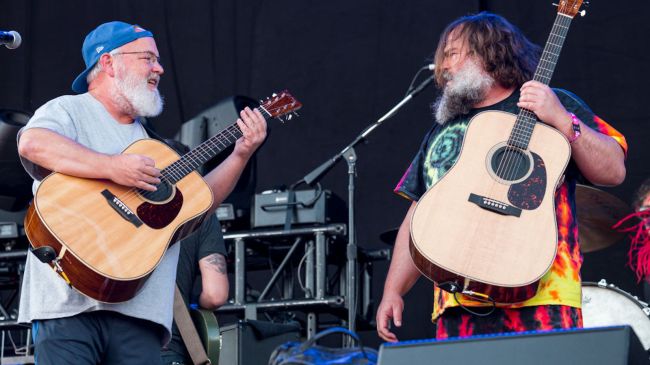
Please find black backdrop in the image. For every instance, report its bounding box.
[1,0,649,345]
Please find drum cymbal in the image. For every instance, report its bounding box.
[576,184,632,253]
[379,228,399,245]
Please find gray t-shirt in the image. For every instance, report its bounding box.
[17,93,179,345]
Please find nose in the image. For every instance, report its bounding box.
[153,61,164,75]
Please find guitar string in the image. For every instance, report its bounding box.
[116,106,275,203]
[503,13,570,181]
[496,15,570,180]
[113,121,244,203]
[467,12,561,284]
[498,15,567,184]
[492,14,563,183]
[113,104,281,204]
[462,10,565,276]
[165,104,275,180]
[501,14,571,185]
[498,13,567,181]
[505,16,571,148]
[471,14,569,276]
[115,110,263,203]
[496,14,570,185]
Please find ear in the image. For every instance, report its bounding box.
[98,53,116,77]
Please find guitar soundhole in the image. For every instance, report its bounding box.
[490,146,531,182]
[138,180,175,203]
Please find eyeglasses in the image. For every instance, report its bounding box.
[112,51,162,67]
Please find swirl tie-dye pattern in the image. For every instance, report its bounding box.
[423,123,466,186]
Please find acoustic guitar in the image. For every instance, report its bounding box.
[410,1,585,303]
[24,91,302,303]
[190,308,221,364]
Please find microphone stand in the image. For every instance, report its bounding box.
[295,74,435,335]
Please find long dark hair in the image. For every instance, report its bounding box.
[433,12,541,89]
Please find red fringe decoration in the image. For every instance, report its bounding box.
[613,210,650,283]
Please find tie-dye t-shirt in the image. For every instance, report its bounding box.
[394,89,628,321]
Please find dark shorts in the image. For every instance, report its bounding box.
[32,311,164,365]
[435,305,583,339]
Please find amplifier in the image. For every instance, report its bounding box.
[378,326,647,365]
[252,189,345,228]
[218,320,300,365]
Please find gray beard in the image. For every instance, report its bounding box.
[433,60,494,124]
[112,64,164,118]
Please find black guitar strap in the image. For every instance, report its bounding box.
[140,119,168,144]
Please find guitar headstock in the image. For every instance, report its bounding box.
[260,90,302,123]
[557,0,586,18]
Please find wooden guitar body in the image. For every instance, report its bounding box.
[25,139,213,303]
[410,111,571,303]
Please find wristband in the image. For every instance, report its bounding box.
[567,112,582,143]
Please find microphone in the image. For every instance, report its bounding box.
[420,63,436,71]
[410,74,434,97]
[0,30,22,49]
[405,64,435,96]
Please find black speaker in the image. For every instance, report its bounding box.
[378,326,648,365]
[0,109,32,211]
[218,320,300,365]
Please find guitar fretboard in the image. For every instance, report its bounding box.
[509,13,574,150]
[161,106,272,184]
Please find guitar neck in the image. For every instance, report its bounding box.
[509,12,575,150]
[162,106,273,184]
[533,13,574,86]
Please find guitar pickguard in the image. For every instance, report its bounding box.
[137,188,184,229]
[507,152,547,210]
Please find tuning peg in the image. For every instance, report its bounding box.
[579,9,586,16]
[272,93,277,97]
[286,114,293,121]
[583,1,590,7]
[552,3,558,7]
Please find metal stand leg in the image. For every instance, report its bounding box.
[307,312,317,339]
[305,240,314,298]
[344,148,358,335]
[235,238,258,320]
[316,232,326,300]
[235,238,245,306]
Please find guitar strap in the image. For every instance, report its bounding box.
[173,285,211,365]
[139,119,167,144]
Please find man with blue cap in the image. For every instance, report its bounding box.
[17,21,267,364]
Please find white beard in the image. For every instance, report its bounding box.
[112,62,164,118]
[433,59,494,124]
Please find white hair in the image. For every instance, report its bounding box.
[85,47,121,85]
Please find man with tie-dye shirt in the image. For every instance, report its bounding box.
[376,12,627,342]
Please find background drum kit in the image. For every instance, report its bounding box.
[380,184,650,349]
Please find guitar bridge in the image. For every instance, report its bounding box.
[468,193,522,217]
[101,189,143,227]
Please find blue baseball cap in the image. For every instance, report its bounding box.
[71,21,154,94]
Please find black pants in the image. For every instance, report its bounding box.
[32,311,163,365]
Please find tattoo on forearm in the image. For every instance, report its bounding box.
[206,254,227,274]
